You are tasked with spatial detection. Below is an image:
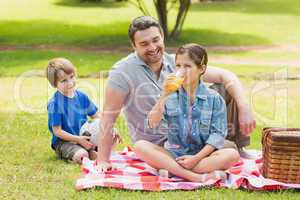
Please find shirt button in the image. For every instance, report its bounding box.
[183,114,186,117]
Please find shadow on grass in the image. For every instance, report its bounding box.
[55,0,128,8]
[0,19,130,46]
[167,28,270,47]
[0,19,269,47]
[192,0,300,16]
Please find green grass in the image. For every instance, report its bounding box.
[0,0,299,78]
[0,50,125,77]
[1,77,300,199]
[1,0,300,46]
[1,0,300,198]
[1,49,299,78]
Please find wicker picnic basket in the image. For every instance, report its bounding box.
[262,127,300,184]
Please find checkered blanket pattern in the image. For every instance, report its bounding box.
[75,147,300,191]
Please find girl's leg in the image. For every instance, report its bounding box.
[134,140,213,182]
[192,148,240,173]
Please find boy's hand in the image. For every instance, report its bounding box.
[77,136,94,150]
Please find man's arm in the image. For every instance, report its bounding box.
[203,66,256,135]
[97,86,127,165]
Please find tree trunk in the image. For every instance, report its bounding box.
[169,0,191,39]
[153,0,168,38]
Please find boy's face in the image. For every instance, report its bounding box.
[56,72,76,97]
[175,53,206,87]
[132,26,165,67]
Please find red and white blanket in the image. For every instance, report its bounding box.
[75,147,300,191]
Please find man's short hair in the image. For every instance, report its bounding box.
[128,16,163,44]
[46,58,75,88]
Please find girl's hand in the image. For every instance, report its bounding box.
[162,73,183,96]
[77,136,94,150]
[176,155,199,169]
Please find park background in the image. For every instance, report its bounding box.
[0,0,299,199]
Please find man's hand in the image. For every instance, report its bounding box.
[77,136,94,150]
[176,155,199,170]
[112,129,123,148]
[238,104,256,136]
[96,161,112,173]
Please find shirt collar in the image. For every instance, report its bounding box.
[195,80,208,100]
[134,51,169,70]
[179,80,208,101]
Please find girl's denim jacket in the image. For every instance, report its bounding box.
[163,81,228,157]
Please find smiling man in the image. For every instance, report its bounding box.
[97,16,256,171]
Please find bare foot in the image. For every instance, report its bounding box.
[194,170,227,183]
[158,169,175,178]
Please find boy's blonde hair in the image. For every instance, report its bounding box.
[46,58,75,87]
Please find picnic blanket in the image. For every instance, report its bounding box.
[75,147,300,191]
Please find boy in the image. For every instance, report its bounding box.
[46,58,118,164]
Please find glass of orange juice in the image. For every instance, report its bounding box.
[165,69,185,93]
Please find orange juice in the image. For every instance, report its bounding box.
[165,71,184,93]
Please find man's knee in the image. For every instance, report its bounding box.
[72,149,89,164]
[209,83,226,100]
[133,140,151,150]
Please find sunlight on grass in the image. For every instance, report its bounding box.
[1,49,299,77]
[1,0,300,46]
[0,50,125,77]
[1,0,300,198]
[1,77,300,199]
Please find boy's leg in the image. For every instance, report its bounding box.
[209,83,250,148]
[88,150,98,160]
[134,140,219,182]
[191,148,240,174]
[72,149,89,164]
[55,140,89,164]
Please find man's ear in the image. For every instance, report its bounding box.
[131,41,136,50]
[159,29,165,42]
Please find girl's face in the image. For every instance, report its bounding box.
[56,72,76,97]
[175,52,205,87]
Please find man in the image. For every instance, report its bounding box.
[97,16,256,170]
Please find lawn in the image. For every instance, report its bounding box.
[0,49,125,77]
[1,0,300,199]
[1,77,300,199]
[0,0,299,78]
[0,0,300,46]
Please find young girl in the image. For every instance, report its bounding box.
[134,44,240,182]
